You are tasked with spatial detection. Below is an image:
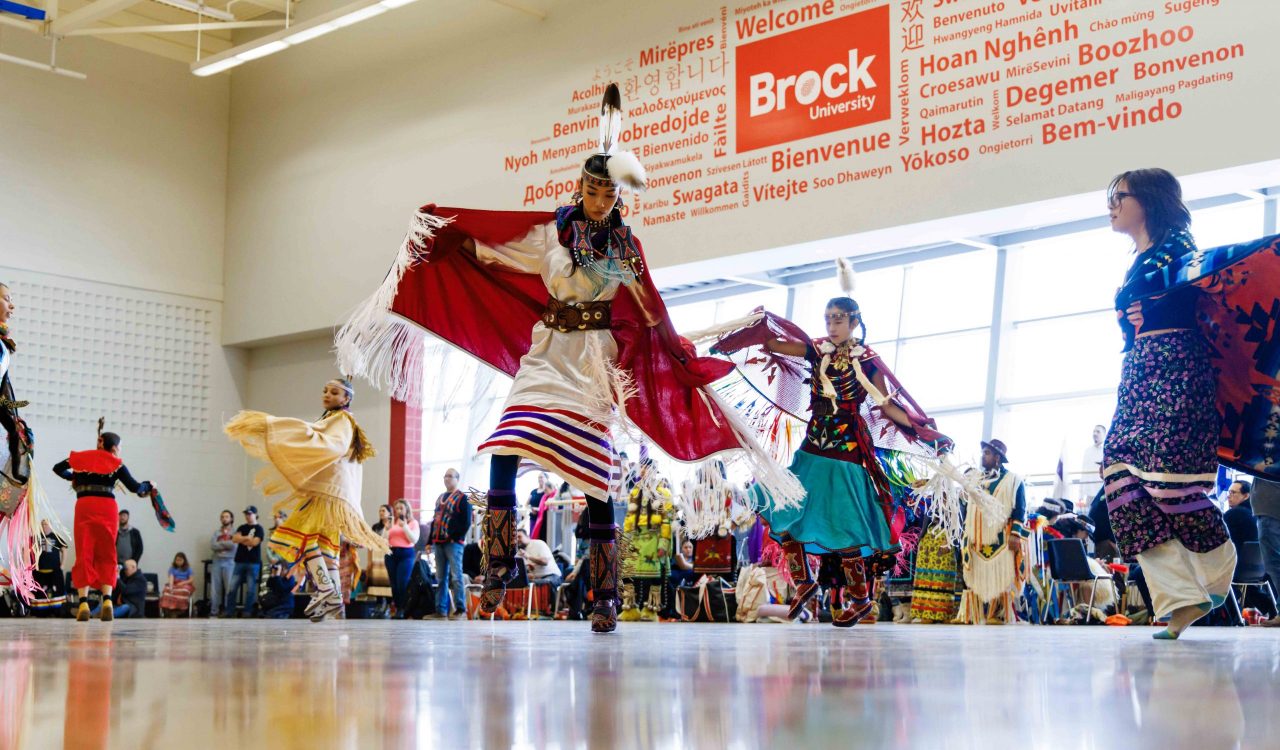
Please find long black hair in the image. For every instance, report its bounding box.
[825,296,867,343]
[323,378,368,459]
[1108,168,1191,249]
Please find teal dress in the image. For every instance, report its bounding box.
[754,340,897,557]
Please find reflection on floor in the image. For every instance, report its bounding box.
[1,620,1277,749]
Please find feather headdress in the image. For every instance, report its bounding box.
[583,83,646,192]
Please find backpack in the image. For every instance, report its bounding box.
[401,558,437,619]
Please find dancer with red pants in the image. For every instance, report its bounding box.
[53,431,156,622]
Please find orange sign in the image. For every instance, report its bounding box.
[735,5,892,153]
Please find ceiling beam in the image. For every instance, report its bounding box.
[486,0,545,20]
[64,18,284,34]
[235,0,288,13]
[50,0,143,34]
[0,12,42,31]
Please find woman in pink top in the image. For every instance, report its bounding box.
[385,498,420,618]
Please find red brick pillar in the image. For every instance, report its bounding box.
[389,399,424,516]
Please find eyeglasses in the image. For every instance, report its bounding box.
[824,312,857,323]
[1107,191,1133,210]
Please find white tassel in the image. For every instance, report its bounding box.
[334,209,453,406]
[836,257,856,295]
[700,387,806,512]
[582,335,639,439]
[914,455,1005,548]
[679,311,765,348]
[675,462,744,540]
[25,473,68,545]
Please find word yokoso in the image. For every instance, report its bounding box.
[735,5,891,152]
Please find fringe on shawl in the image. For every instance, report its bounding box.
[334,209,454,407]
[700,387,806,513]
[269,494,391,560]
[0,473,67,603]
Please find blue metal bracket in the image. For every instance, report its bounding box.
[0,0,46,20]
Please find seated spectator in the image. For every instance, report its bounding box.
[159,552,195,617]
[671,539,697,588]
[1222,480,1275,619]
[1088,484,1120,561]
[1225,480,1258,549]
[92,559,147,619]
[32,520,67,617]
[518,528,561,589]
[463,541,483,584]
[260,561,298,619]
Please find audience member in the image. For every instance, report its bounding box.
[518,527,561,589]
[209,509,236,617]
[1225,481,1258,548]
[92,559,146,619]
[225,506,264,618]
[160,552,195,617]
[32,519,67,617]
[371,503,394,537]
[671,539,697,588]
[429,468,470,618]
[385,498,421,618]
[117,509,144,566]
[1254,478,1280,627]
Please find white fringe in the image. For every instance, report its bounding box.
[680,312,765,348]
[583,335,640,440]
[914,455,1005,549]
[676,463,748,540]
[702,387,806,512]
[334,209,454,407]
[25,473,68,545]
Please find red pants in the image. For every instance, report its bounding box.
[72,496,119,590]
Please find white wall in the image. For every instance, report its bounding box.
[0,35,246,596]
[221,0,1280,346]
[0,31,230,301]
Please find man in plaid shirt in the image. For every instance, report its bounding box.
[429,469,471,617]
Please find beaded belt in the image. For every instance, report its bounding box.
[74,484,116,497]
[542,298,611,333]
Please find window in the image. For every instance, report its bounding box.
[899,249,995,337]
[895,331,989,410]
[1004,313,1123,399]
[1193,199,1265,249]
[1006,228,1131,322]
[419,344,509,492]
[994,394,1117,496]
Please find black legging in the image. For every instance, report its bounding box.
[489,454,614,530]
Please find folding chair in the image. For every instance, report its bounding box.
[1045,538,1109,623]
[1232,541,1279,617]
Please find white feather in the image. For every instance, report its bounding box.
[606,150,647,192]
[836,257,856,295]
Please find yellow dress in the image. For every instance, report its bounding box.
[225,409,389,566]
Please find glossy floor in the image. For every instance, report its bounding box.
[1,619,1277,749]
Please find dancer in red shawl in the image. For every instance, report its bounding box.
[711,264,949,627]
[337,84,801,634]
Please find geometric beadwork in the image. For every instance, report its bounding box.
[2,274,213,439]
